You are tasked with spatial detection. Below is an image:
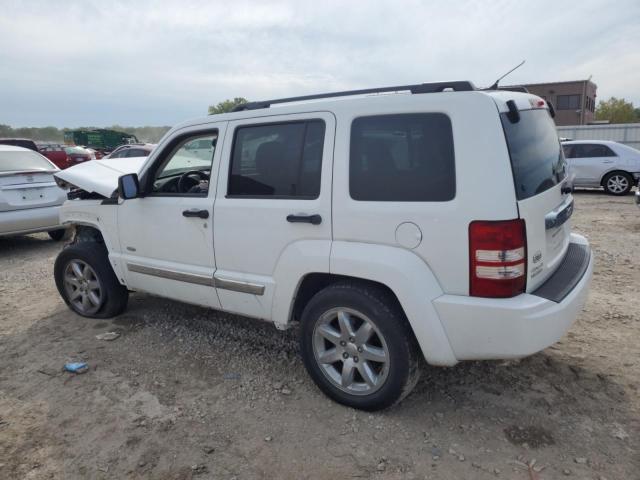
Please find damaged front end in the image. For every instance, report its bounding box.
[53,157,148,201]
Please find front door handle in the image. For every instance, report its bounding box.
[286,214,322,225]
[182,209,209,219]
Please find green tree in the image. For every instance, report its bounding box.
[208,97,248,115]
[595,97,637,124]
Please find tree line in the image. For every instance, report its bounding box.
[0,124,171,144]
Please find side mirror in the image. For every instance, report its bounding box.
[118,173,140,200]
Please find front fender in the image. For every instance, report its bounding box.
[59,200,126,282]
[329,241,457,366]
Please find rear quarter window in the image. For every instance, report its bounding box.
[349,113,455,201]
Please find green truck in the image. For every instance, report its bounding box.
[64,129,138,153]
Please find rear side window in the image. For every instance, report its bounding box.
[350,113,455,201]
[501,109,566,200]
[564,143,616,158]
[228,120,325,198]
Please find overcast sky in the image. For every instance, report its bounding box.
[1,0,638,127]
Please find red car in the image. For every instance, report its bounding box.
[38,144,74,169]
[38,145,95,169]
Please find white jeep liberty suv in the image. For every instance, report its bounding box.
[53,81,593,410]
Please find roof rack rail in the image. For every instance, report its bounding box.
[494,86,529,93]
[230,80,476,112]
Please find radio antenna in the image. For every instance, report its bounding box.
[489,60,526,90]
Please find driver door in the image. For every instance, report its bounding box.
[117,123,227,308]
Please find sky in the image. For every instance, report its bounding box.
[1,0,639,127]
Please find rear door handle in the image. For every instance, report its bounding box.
[286,214,322,225]
[182,209,209,219]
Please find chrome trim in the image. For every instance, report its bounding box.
[125,262,265,295]
[126,262,214,287]
[545,199,574,230]
[214,276,265,296]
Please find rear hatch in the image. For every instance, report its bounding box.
[501,107,573,291]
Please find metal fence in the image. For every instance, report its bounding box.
[557,123,640,150]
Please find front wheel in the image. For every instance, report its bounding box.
[300,281,421,410]
[603,172,633,195]
[54,242,128,318]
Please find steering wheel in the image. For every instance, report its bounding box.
[177,170,209,193]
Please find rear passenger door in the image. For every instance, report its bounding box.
[213,113,335,321]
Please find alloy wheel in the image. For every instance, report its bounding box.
[607,175,629,194]
[312,307,390,395]
[63,260,103,315]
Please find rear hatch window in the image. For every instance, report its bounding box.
[0,150,56,172]
[501,109,566,200]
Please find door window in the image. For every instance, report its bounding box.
[567,144,617,158]
[150,132,218,196]
[228,120,325,198]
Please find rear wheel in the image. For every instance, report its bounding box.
[54,242,128,318]
[603,172,633,195]
[300,281,420,410]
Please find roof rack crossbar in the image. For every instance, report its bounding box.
[231,80,475,112]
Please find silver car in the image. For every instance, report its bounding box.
[562,140,640,195]
[0,145,69,240]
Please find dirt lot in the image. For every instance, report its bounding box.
[0,191,638,480]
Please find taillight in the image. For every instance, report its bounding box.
[469,219,527,298]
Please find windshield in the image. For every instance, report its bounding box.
[501,109,566,200]
[0,150,56,172]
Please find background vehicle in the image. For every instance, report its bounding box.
[53,82,593,410]
[562,140,640,195]
[0,138,39,151]
[38,143,73,169]
[64,146,95,165]
[0,145,69,240]
[84,148,104,160]
[64,129,138,155]
[102,143,156,159]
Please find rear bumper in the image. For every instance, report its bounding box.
[0,205,63,237]
[434,234,593,361]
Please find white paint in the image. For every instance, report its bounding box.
[54,89,593,365]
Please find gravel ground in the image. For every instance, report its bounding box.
[0,191,639,480]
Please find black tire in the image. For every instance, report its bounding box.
[300,281,421,411]
[48,228,70,241]
[602,171,633,196]
[54,241,128,318]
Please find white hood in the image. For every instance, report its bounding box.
[54,157,148,198]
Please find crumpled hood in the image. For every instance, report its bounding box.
[54,157,148,198]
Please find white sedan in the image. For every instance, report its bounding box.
[0,145,70,240]
[562,140,640,195]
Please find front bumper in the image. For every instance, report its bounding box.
[0,205,63,237]
[434,234,593,361]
